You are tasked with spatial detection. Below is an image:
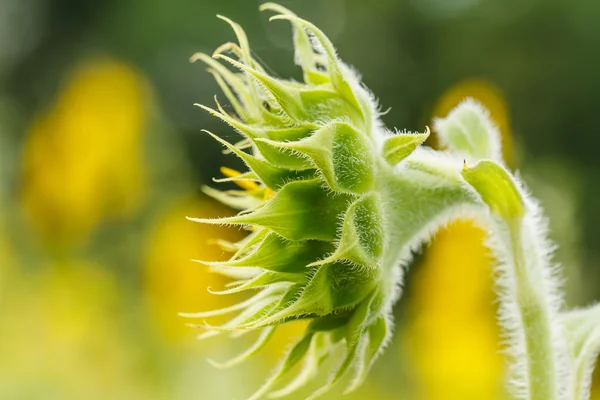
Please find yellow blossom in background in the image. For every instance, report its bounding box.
[143,196,245,343]
[0,260,154,399]
[402,79,513,400]
[403,222,504,399]
[21,59,150,246]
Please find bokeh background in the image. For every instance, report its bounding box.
[1,0,599,399]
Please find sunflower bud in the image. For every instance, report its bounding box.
[183,3,443,399]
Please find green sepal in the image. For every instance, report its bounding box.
[210,232,334,273]
[306,290,376,400]
[259,3,324,85]
[344,313,388,393]
[198,103,315,141]
[215,54,309,122]
[268,333,335,398]
[216,15,267,118]
[190,52,258,121]
[208,270,303,295]
[382,128,430,166]
[434,99,502,162]
[461,160,524,223]
[246,332,316,400]
[207,326,277,369]
[228,228,270,260]
[179,288,278,319]
[269,15,365,121]
[206,68,250,122]
[253,137,314,170]
[311,193,384,268]
[203,130,315,190]
[259,121,375,194]
[196,104,266,138]
[201,186,263,211]
[261,261,379,325]
[190,179,353,241]
[212,170,258,184]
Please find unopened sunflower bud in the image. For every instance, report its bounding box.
[183,3,477,399]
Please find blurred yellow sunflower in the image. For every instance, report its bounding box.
[21,59,150,246]
[143,196,245,343]
[0,260,154,399]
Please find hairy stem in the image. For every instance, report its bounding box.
[462,160,567,400]
[509,220,559,399]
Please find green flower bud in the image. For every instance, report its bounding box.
[184,3,441,399]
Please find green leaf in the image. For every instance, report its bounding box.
[382,128,430,166]
[434,98,503,162]
[461,160,524,222]
[190,52,258,121]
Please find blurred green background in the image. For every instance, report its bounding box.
[1,0,599,399]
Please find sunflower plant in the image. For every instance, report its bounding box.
[181,3,600,400]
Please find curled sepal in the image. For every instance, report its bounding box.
[189,179,353,241]
[202,129,315,190]
[562,304,600,400]
[344,314,389,393]
[190,52,258,121]
[258,121,375,194]
[247,332,316,400]
[201,186,263,211]
[215,54,309,122]
[271,262,379,321]
[210,232,334,273]
[259,3,325,85]
[434,98,503,163]
[382,128,430,166]
[253,137,314,171]
[311,193,384,268]
[306,290,377,400]
[208,327,277,369]
[208,270,303,295]
[268,14,364,121]
[461,160,524,223]
[268,333,335,398]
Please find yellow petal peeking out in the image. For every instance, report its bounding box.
[402,221,505,400]
[21,59,150,246]
[144,196,244,343]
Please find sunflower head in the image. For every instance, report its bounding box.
[184,3,429,398]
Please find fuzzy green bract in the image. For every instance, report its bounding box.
[184,3,470,399]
